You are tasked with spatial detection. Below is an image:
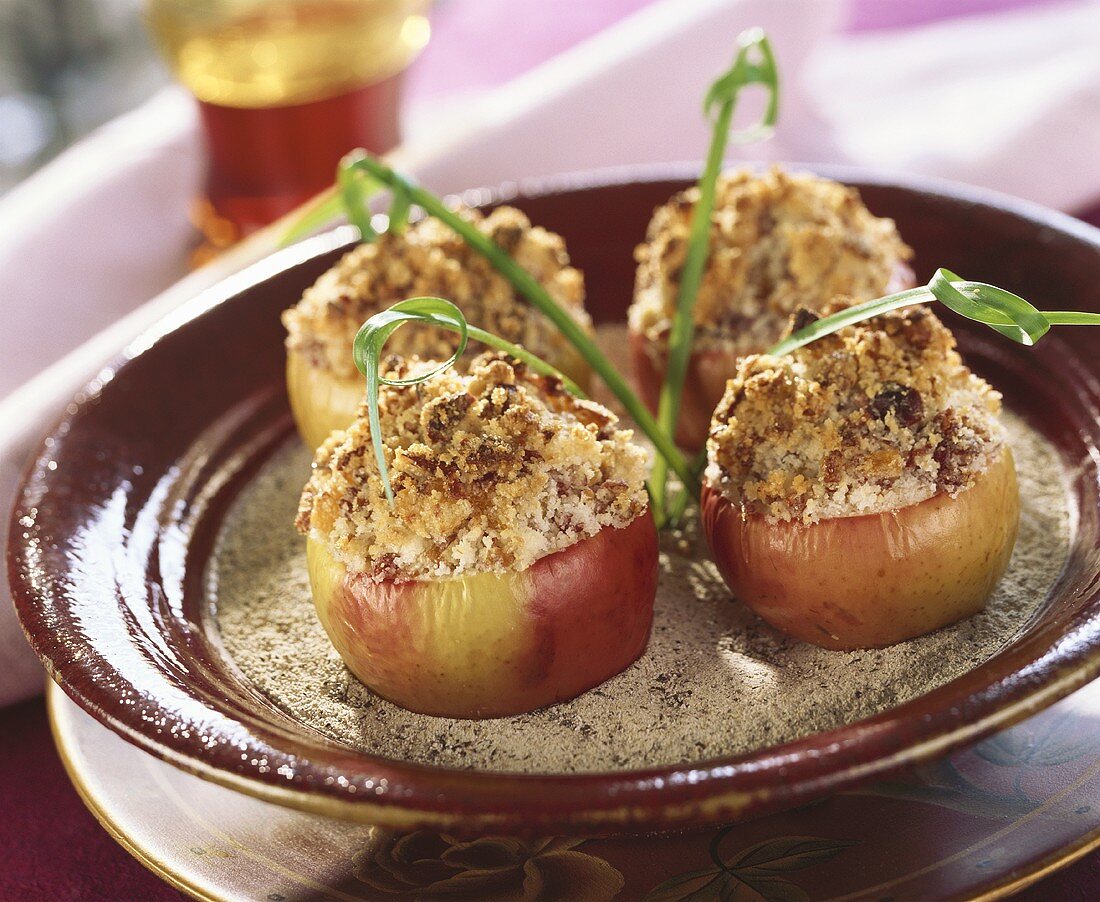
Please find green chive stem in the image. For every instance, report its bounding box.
[767,287,928,356]
[651,29,778,522]
[650,88,734,521]
[666,450,708,527]
[1044,312,1100,325]
[280,188,343,245]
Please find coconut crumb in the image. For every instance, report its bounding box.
[706,302,1005,524]
[629,167,913,356]
[297,352,649,580]
[282,206,590,379]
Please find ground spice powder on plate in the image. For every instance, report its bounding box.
[212,408,1067,775]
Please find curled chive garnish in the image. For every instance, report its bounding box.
[354,297,467,503]
[651,27,779,525]
[769,268,1100,358]
[353,297,587,504]
[928,268,1049,345]
[702,27,780,142]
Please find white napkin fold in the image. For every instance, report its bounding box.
[0,90,201,399]
[810,0,1100,211]
[3,0,1099,705]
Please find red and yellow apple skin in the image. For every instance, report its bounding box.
[701,449,1019,650]
[307,512,658,718]
[288,346,593,450]
[630,333,735,451]
[630,264,919,452]
[286,350,369,451]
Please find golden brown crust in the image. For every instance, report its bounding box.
[298,352,649,580]
[706,302,1005,523]
[283,206,590,379]
[630,167,913,355]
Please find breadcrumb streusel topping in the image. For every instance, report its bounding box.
[297,352,649,581]
[283,206,590,379]
[706,302,1006,524]
[630,167,913,356]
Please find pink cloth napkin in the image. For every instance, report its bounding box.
[3,0,1100,704]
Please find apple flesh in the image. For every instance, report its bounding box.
[308,512,658,718]
[630,264,919,452]
[700,449,1020,649]
[287,346,593,450]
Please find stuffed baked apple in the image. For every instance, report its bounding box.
[296,352,657,718]
[630,167,915,449]
[701,302,1019,649]
[283,207,593,448]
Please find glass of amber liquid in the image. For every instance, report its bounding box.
[145,0,430,258]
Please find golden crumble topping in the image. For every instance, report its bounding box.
[298,352,649,580]
[706,302,1005,524]
[630,167,913,356]
[283,206,590,379]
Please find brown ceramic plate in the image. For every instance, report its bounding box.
[9,166,1100,836]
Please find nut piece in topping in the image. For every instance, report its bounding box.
[297,352,649,581]
[706,301,1006,524]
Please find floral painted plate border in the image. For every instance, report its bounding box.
[50,676,1100,900]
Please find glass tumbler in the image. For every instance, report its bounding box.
[145,0,430,259]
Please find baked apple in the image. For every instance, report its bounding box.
[629,167,915,450]
[702,302,1020,649]
[296,352,656,718]
[283,206,593,449]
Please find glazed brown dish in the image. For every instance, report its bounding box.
[9,167,1100,835]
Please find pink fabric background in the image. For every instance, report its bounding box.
[2,2,1097,898]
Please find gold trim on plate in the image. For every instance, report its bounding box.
[47,681,219,902]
